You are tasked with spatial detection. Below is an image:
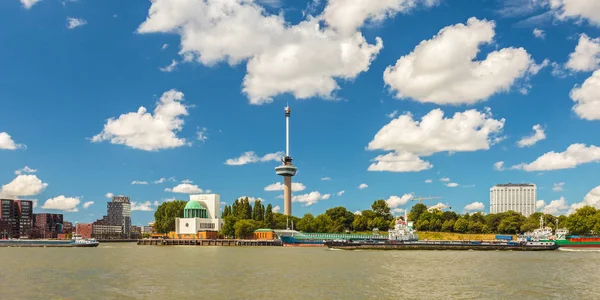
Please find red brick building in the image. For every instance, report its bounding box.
[76,223,93,239]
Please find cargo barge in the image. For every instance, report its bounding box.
[275,229,386,247]
[0,234,99,247]
[526,216,600,248]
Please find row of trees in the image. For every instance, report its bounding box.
[154,198,600,237]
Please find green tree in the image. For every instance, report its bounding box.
[430,219,442,232]
[408,203,428,223]
[369,216,391,231]
[497,211,525,234]
[314,214,334,233]
[272,213,301,230]
[325,206,355,232]
[221,216,238,238]
[352,215,369,231]
[371,200,393,221]
[453,218,469,233]
[265,204,274,228]
[566,206,598,235]
[253,200,264,221]
[468,221,484,233]
[441,219,455,232]
[153,200,187,233]
[234,219,260,239]
[297,213,316,232]
[416,219,430,231]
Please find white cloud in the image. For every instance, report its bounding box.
[83,201,94,209]
[536,199,547,210]
[566,34,600,72]
[539,197,568,215]
[425,179,432,183]
[494,161,505,171]
[237,196,263,203]
[568,185,600,213]
[181,179,193,184]
[131,201,154,211]
[391,207,406,215]
[153,201,161,206]
[20,0,41,9]
[367,108,505,172]
[131,181,148,185]
[321,177,331,181]
[549,0,600,27]
[570,69,600,120]
[92,90,189,151]
[553,182,565,192]
[367,151,432,172]
[67,17,87,29]
[440,177,450,182]
[512,144,600,171]
[337,190,345,196]
[154,177,176,184]
[105,193,114,199]
[133,0,435,104]
[446,182,459,188]
[225,151,284,165]
[272,205,281,213]
[32,199,38,209]
[159,60,179,72]
[517,124,546,147]
[0,175,48,198]
[0,132,25,150]
[358,183,368,189]
[354,210,362,215]
[464,201,485,211]
[386,194,412,208]
[383,17,536,105]
[165,183,204,194]
[196,128,208,143]
[387,110,399,118]
[42,196,80,212]
[161,44,169,50]
[292,191,330,206]
[264,182,306,192]
[533,28,545,39]
[15,166,37,175]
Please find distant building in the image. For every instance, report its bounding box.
[490,183,537,217]
[76,223,93,239]
[140,226,153,234]
[175,194,223,237]
[33,213,64,238]
[63,221,73,234]
[0,199,33,238]
[108,196,131,238]
[93,225,123,239]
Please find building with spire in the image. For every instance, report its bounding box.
[275,106,297,216]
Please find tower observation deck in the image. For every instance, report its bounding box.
[275,106,297,216]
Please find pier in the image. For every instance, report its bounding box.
[137,239,282,246]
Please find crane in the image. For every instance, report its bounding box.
[411,196,441,203]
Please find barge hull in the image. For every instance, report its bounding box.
[326,243,558,251]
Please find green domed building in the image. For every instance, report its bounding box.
[174,194,223,238]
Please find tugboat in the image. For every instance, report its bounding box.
[325,211,558,251]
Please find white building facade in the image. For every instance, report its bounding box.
[490,183,536,217]
[175,194,223,234]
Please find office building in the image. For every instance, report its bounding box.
[490,183,537,217]
[0,199,33,238]
[107,196,131,238]
[33,213,64,238]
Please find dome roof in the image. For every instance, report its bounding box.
[184,200,205,210]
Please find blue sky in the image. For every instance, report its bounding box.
[1,0,600,225]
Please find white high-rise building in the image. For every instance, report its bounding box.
[490,183,537,217]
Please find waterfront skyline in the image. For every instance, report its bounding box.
[1,0,600,225]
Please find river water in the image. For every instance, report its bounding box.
[2,244,600,299]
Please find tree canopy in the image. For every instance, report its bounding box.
[154,200,187,233]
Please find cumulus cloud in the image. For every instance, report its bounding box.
[135,0,437,104]
[42,196,80,212]
[494,161,505,171]
[425,179,432,183]
[386,194,412,208]
[464,202,485,211]
[92,90,189,151]
[292,191,330,206]
[354,210,362,215]
[83,201,94,209]
[568,185,600,213]
[536,199,547,210]
[154,177,176,184]
[533,28,545,39]
[337,190,345,196]
[165,183,204,194]
[181,179,193,184]
[570,69,600,120]
[512,143,600,171]
[264,182,306,192]
[225,151,284,165]
[131,201,154,211]
[0,175,48,198]
[383,17,537,105]
[0,132,25,150]
[159,60,179,72]
[67,17,87,29]
[358,183,368,189]
[15,166,37,175]
[131,181,148,185]
[446,182,459,188]
[387,110,399,118]
[566,34,600,72]
[367,108,505,172]
[21,0,41,9]
[105,193,114,199]
[549,0,600,27]
[440,177,450,182]
[517,124,546,147]
[538,197,568,215]
[553,182,565,192]
[272,205,281,213]
[237,196,263,203]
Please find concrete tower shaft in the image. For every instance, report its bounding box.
[275,106,297,216]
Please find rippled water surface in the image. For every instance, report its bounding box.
[2,243,600,299]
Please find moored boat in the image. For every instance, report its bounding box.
[0,234,99,247]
